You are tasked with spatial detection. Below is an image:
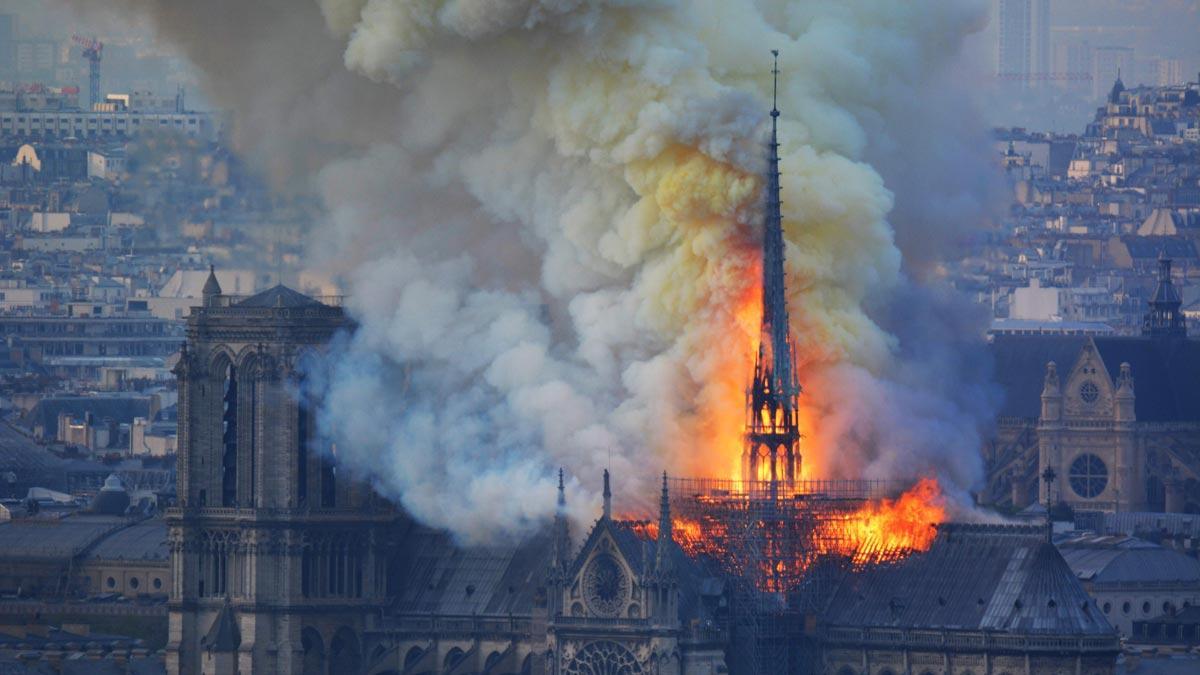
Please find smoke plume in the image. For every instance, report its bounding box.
[66,0,998,542]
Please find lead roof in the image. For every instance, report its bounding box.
[824,524,1115,636]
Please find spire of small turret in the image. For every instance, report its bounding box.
[656,471,673,571]
[203,264,221,295]
[1143,251,1186,339]
[1110,69,1126,104]
[553,468,570,571]
[602,468,611,520]
[202,265,222,308]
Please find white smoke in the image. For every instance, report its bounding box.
[64,0,998,543]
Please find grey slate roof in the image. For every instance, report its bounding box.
[990,335,1087,418]
[1121,235,1198,261]
[1057,534,1200,585]
[0,515,127,561]
[0,423,65,474]
[25,396,151,433]
[989,335,1200,422]
[85,519,168,562]
[235,284,322,309]
[824,524,1115,636]
[390,527,554,616]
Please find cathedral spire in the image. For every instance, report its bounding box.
[602,468,611,520]
[744,50,803,486]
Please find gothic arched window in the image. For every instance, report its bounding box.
[300,627,324,675]
[297,375,310,505]
[562,641,644,675]
[221,363,238,507]
[329,627,361,674]
[320,446,337,508]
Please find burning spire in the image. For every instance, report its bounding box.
[744,51,803,485]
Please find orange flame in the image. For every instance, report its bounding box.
[820,477,946,566]
[623,477,946,590]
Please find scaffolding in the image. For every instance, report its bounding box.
[666,477,902,675]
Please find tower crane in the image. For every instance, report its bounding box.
[71,35,103,109]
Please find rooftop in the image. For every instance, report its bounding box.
[825,524,1115,637]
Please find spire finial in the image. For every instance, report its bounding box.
[602,468,611,520]
[202,264,222,300]
[553,469,570,572]
[1041,466,1057,543]
[771,49,780,118]
[658,472,671,536]
[656,471,673,571]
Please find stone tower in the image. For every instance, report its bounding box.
[166,273,396,674]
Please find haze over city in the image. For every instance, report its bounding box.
[0,1,1195,674]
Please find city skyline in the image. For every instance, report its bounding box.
[0,1,1195,673]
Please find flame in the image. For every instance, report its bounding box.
[624,478,946,591]
[820,477,945,566]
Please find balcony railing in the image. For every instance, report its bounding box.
[385,614,533,636]
[165,505,395,521]
[822,626,1120,653]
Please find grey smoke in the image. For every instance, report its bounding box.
[58,0,1002,543]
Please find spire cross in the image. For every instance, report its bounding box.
[771,49,780,118]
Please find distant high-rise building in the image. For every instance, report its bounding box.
[0,14,14,81]
[1031,0,1051,85]
[14,39,56,84]
[1092,46,1135,100]
[996,0,1031,79]
[1052,39,1093,91]
[1157,58,1185,87]
[996,0,1051,87]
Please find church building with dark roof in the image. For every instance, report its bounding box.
[985,255,1200,514]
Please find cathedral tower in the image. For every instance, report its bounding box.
[744,52,803,485]
[167,276,396,674]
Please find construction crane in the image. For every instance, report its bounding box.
[71,34,103,109]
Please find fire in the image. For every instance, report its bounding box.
[624,478,946,591]
[821,477,946,566]
[627,517,706,550]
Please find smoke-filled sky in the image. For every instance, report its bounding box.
[50,0,1018,544]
